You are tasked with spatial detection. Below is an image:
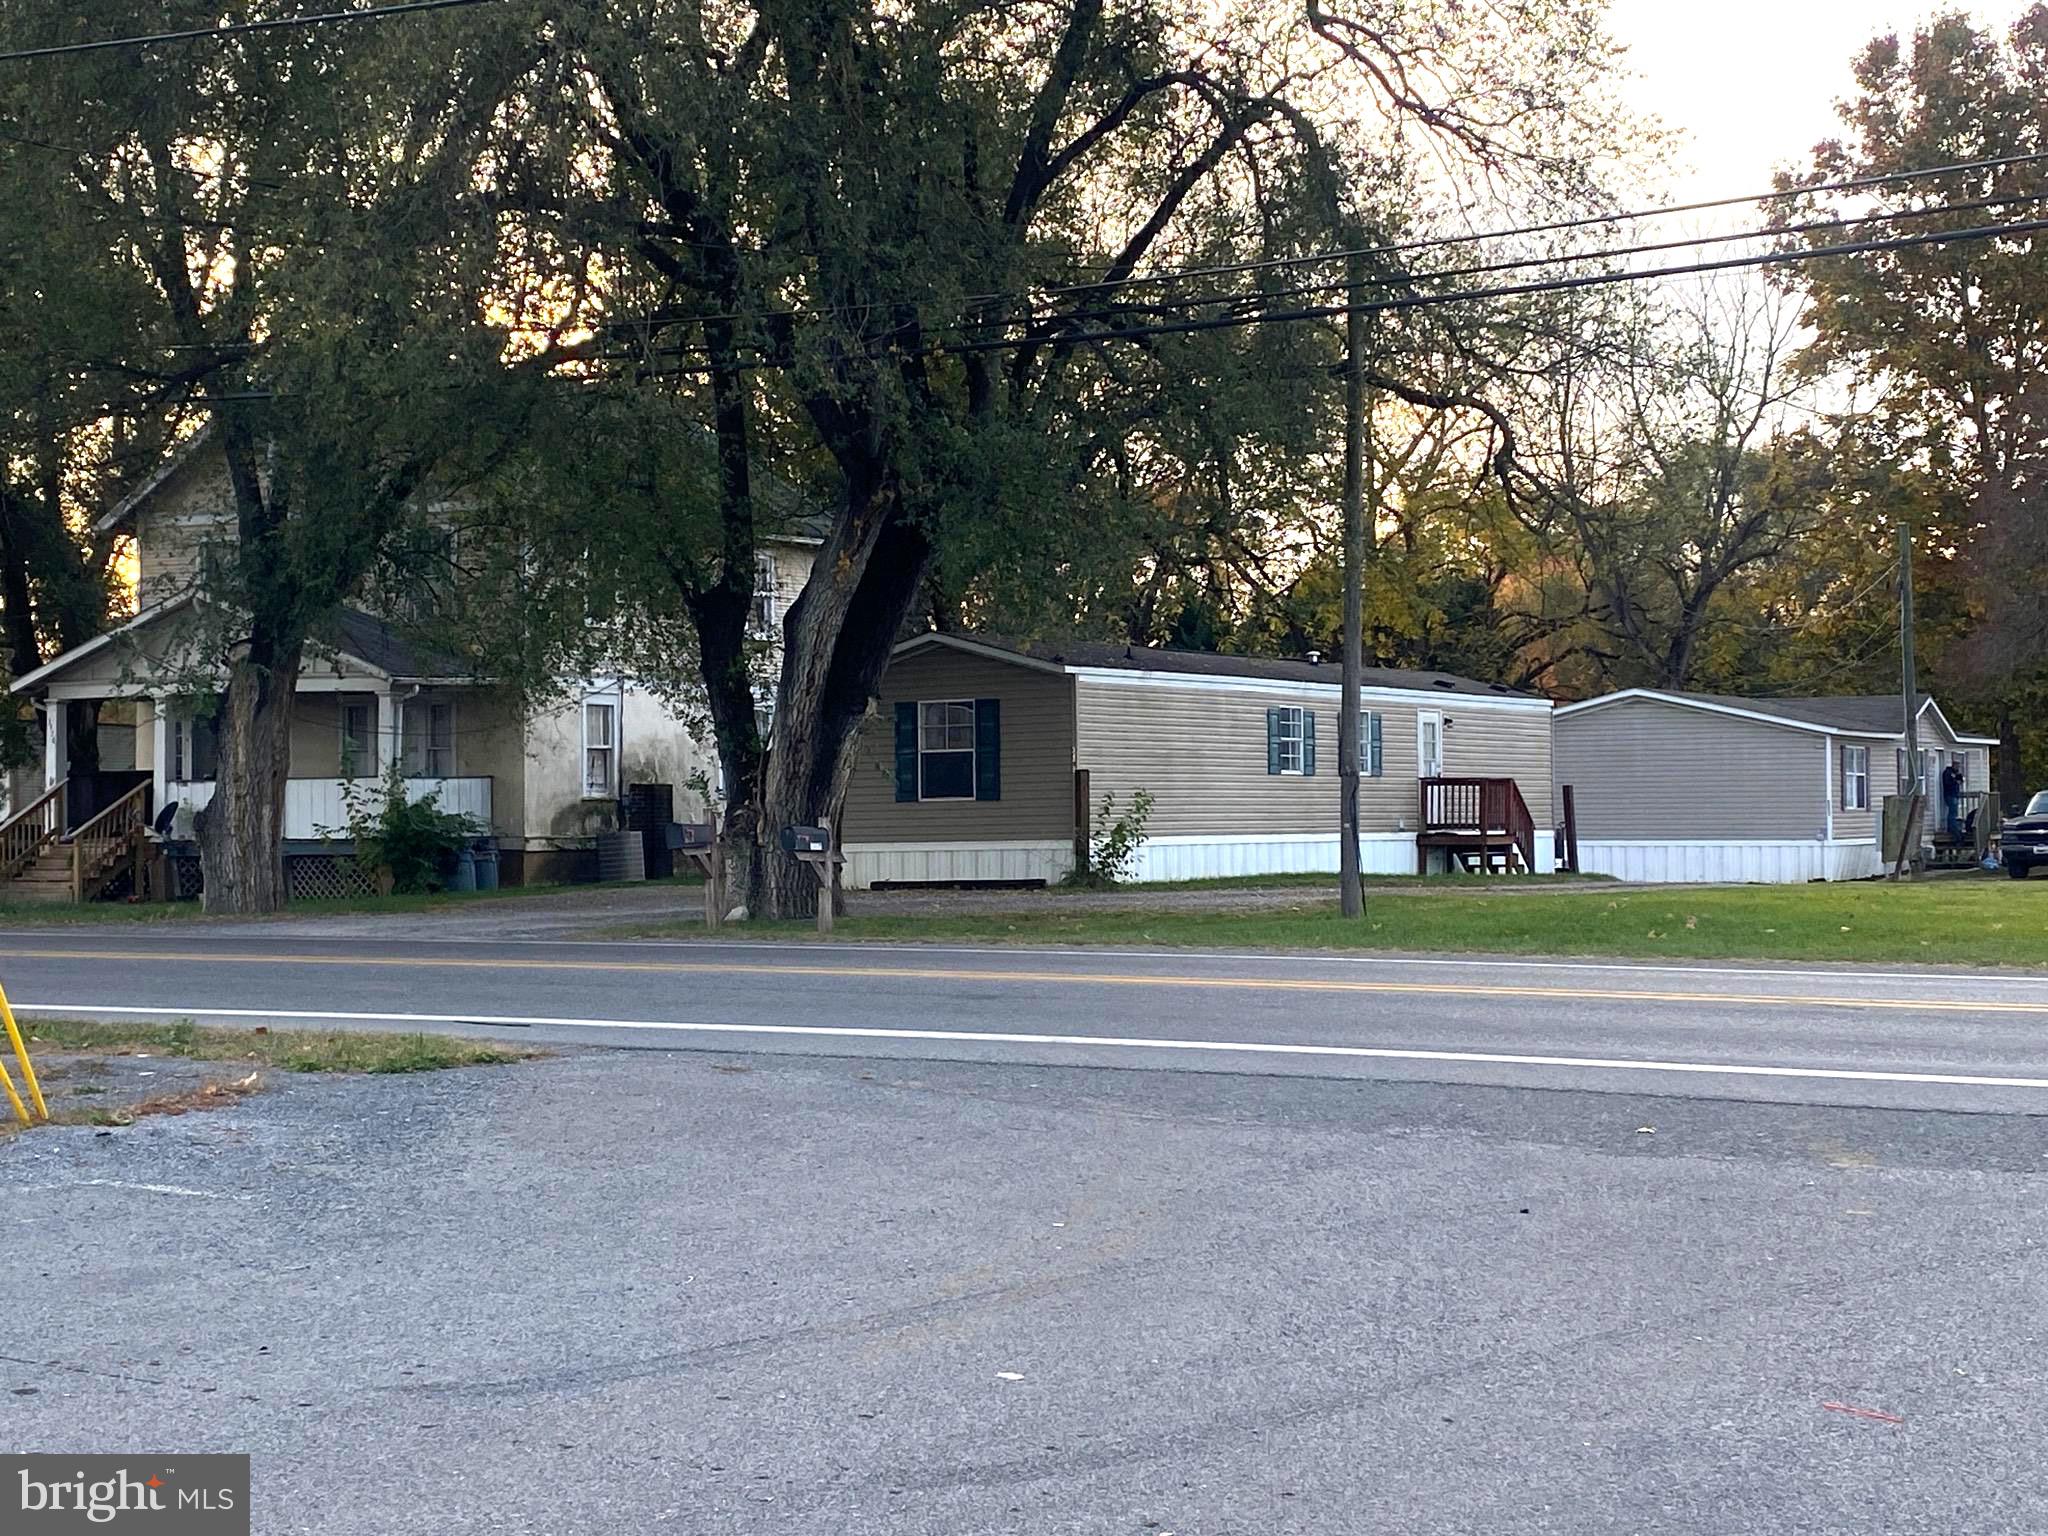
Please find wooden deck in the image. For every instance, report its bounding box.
[1417,776,1537,874]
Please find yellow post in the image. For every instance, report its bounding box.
[0,1054,27,1128]
[0,979,48,1121]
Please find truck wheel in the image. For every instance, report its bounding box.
[2008,860,2031,880]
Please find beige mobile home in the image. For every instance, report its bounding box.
[839,633,1557,887]
[1553,689,1996,883]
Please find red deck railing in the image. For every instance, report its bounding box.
[1418,776,1536,873]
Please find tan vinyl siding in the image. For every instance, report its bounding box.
[1074,676,1551,838]
[844,650,1076,842]
[1442,703,1553,829]
[1830,734,1893,841]
[1556,698,1825,840]
[133,459,235,607]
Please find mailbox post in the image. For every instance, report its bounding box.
[672,806,726,931]
[779,817,837,935]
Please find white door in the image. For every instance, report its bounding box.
[1418,710,1444,780]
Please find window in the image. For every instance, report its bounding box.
[340,700,374,778]
[753,553,780,636]
[583,699,616,799]
[1841,744,1869,811]
[1358,711,1384,778]
[169,712,219,782]
[1278,706,1307,774]
[403,699,454,779]
[1265,706,1315,776]
[918,700,976,800]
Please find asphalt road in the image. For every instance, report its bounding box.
[8,928,2048,1110]
[5,929,2048,1532]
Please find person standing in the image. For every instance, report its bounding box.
[1940,759,1965,840]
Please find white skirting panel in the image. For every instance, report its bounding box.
[844,840,1074,890]
[1129,832,1558,882]
[1575,839,1878,884]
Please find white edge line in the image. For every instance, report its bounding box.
[5,929,2039,990]
[18,1003,2048,1092]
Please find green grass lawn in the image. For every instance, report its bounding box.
[629,878,2048,968]
[1115,870,1614,892]
[24,1017,534,1073]
[0,873,703,926]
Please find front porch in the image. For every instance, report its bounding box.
[1416,776,1539,874]
[5,602,519,902]
[162,775,495,842]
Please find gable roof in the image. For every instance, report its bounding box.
[1556,687,1998,745]
[5,596,197,695]
[9,599,471,695]
[93,425,217,536]
[316,608,470,682]
[894,631,1539,701]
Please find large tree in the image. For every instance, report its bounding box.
[3,2,550,908]
[530,0,1629,914]
[1782,5,2048,801]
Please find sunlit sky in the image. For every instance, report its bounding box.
[1607,0,2037,199]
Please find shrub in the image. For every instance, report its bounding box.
[1064,787,1155,887]
[329,765,482,894]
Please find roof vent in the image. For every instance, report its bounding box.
[1306,650,1322,666]
[1432,678,1456,689]
[1489,683,1510,693]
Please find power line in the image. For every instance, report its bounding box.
[0,0,501,63]
[602,213,2048,379]
[592,150,2048,349]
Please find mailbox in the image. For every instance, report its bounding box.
[780,824,831,854]
[670,821,715,851]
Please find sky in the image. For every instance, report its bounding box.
[1605,0,2037,199]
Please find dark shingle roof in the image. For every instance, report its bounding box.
[936,633,1536,699]
[320,608,470,681]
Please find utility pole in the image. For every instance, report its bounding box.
[1338,243,1368,920]
[1898,516,1920,875]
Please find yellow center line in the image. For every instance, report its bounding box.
[4,946,2044,1015]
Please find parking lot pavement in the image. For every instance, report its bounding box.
[7,1045,2048,1534]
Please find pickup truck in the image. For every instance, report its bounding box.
[2002,791,2048,879]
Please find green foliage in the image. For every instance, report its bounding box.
[1067,789,1156,888]
[330,765,482,895]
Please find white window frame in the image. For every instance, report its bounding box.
[917,698,977,801]
[1417,709,1444,780]
[1841,744,1870,812]
[1275,705,1307,776]
[582,697,618,800]
[340,699,374,778]
[752,552,780,635]
[1358,710,1384,778]
[402,698,456,780]
[168,713,217,782]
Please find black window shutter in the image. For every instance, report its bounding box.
[1369,712,1383,777]
[1302,710,1317,775]
[894,702,918,802]
[1267,708,1282,775]
[974,697,1001,801]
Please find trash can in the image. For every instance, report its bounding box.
[448,845,477,893]
[473,838,500,891]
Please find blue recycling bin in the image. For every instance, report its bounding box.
[448,845,477,893]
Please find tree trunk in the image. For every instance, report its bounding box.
[757,501,931,918]
[1999,705,2025,813]
[198,645,301,914]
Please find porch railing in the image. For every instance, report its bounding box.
[68,781,149,902]
[1419,776,1537,873]
[1,781,65,881]
[161,776,494,841]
